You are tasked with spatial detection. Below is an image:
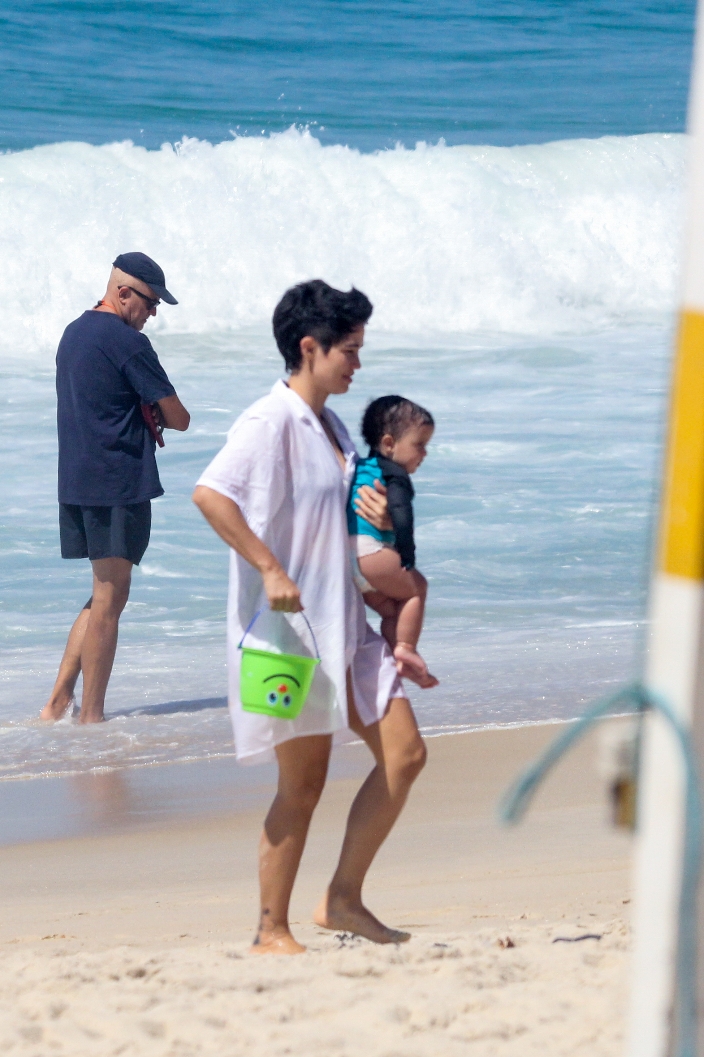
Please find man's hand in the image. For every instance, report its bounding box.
[262,566,303,612]
[354,481,392,532]
[150,402,165,428]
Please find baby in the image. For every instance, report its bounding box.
[348,395,438,689]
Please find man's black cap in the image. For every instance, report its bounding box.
[112,252,178,305]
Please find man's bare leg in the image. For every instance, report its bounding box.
[41,556,132,722]
[314,675,426,943]
[78,557,133,723]
[252,734,332,955]
[39,600,92,721]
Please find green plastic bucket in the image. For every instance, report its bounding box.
[239,610,320,720]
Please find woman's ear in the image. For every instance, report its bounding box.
[298,335,317,371]
[379,433,395,456]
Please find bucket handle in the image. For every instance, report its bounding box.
[238,608,320,660]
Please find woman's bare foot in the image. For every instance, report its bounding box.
[314,891,410,945]
[393,643,439,689]
[39,693,76,722]
[250,925,306,955]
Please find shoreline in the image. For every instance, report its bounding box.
[0,714,627,847]
[1,714,634,847]
[2,709,624,783]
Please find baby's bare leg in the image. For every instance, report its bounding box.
[359,550,424,646]
[361,591,402,650]
[358,550,438,688]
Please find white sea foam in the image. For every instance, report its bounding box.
[2,129,685,358]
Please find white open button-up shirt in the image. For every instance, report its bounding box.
[197,380,406,764]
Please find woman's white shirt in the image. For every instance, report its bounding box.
[197,380,405,764]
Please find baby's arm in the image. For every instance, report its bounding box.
[386,477,415,570]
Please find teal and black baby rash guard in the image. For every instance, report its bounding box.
[346,452,416,570]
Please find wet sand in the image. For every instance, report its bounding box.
[0,722,633,1055]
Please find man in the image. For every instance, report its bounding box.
[40,253,190,724]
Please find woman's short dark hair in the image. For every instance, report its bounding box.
[361,395,435,451]
[272,279,373,372]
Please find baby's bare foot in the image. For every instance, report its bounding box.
[250,926,306,955]
[394,641,427,677]
[314,891,410,945]
[393,644,438,688]
[395,658,439,688]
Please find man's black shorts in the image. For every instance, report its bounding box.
[59,502,151,565]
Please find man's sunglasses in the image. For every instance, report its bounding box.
[121,285,160,310]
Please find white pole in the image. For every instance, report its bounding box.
[628,4,704,1053]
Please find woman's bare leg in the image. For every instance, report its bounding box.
[39,599,92,720]
[314,675,427,943]
[358,550,438,687]
[253,734,332,955]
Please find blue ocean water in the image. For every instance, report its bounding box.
[0,2,694,779]
[0,0,695,151]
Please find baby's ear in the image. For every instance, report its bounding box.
[379,432,395,454]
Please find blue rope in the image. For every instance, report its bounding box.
[238,607,321,659]
[499,681,701,1057]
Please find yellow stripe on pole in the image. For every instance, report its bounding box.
[661,309,704,580]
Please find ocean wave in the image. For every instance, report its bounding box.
[2,128,684,358]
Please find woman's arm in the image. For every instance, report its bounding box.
[192,485,302,612]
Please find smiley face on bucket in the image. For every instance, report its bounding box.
[240,644,319,720]
[263,673,301,710]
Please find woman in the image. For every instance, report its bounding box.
[193,280,427,954]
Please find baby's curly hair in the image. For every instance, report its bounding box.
[361,395,434,452]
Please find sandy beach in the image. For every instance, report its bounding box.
[0,721,632,1056]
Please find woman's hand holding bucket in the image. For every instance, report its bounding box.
[262,564,303,612]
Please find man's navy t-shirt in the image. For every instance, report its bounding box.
[56,311,175,506]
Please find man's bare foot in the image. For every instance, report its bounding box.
[250,926,306,955]
[393,643,439,689]
[39,693,76,722]
[314,891,410,945]
[77,709,106,724]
